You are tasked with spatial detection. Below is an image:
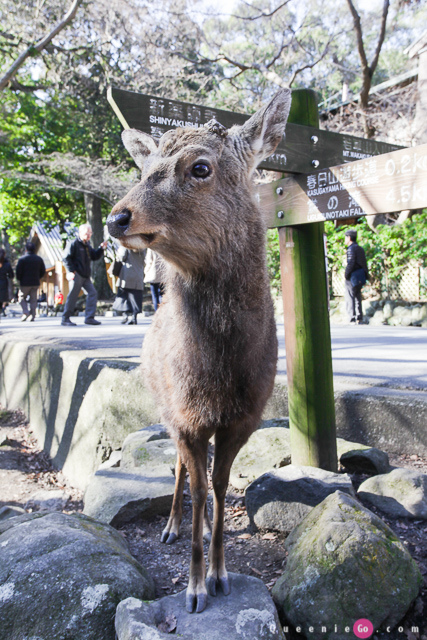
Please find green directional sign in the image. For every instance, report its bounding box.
[107,87,403,175]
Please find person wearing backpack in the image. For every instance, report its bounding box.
[344,228,369,325]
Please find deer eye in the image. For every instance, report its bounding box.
[191,163,211,178]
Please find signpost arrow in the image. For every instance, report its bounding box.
[108,86,402,175]
[259,143,427,228]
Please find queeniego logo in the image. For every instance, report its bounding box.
[353,619,374,639]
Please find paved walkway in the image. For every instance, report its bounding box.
[1,310,426,392]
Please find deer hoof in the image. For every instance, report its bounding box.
[186,591,196,613]
[206,575,217,597]
[196,592,207,613]
[160,529,178,544]
[185,590,207,613]
[219,575,231,596]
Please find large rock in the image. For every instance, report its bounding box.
[25,489,70,512]
[245,465,355,533]
[411,304,427,325]
[122,424,170,450]
[121,437,176,472]
[0,511,155,640]
[369,309,385,326]
[272,491,421,638]
[229,427,291,490]
[0,505,26,522]
[337,438,390,474]
[116,573,285,640]
[358,468,427,519]
[83,467,175,526]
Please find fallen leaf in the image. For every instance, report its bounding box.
[262,533,277,540]
[171,576,181,584]
[237,533,251,539]
[251,567,263,576]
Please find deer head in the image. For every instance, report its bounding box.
[107,89,291,274]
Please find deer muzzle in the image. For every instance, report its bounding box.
[106,210,132,238]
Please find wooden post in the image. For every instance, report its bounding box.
[279,89,337,471]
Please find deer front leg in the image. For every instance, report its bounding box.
[206,429,247,598]
[161,453,186,544]
[178,436,210,614]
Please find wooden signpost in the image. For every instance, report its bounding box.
[258,142,427,227]
[107,85,427,473]
[108,87,401,174]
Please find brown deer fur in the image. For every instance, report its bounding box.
[107,89,292,613]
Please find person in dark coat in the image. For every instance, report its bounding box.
[61,223,108,326]
[0,248,14,317]
[112,247,146,324]
[344,228,369,324]
[16,242,46,321]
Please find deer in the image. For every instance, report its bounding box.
[107,88,292,614]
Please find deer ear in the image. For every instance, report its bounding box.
[122,129,158,169]
[236,89,292,172]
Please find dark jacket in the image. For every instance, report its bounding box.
[63,238,104,279]
[16,254,46,287]
[0,260,14,303]
[345,242,369,281]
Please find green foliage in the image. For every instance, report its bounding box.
[266,212,427,296]
[324,212,427,294]
[266,228,281,293]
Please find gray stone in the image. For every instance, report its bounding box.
[392,305,409,317]
[115,573,285,640]
[358,468,427,519]
[123,424,170,449]
[245,465,355,533]
[337,437,390,474]
[25,489,70,512]
[411,304,427,324]
[98,449,122,470]
[121,435,176,471]
[383,301,394,319]
[229,427,291,490]
[258,417,289,430]
[369,309,385,325]
[0,511,154,640]
[83,467,175,526]
[272,491,421,639]
[0,505,26,521]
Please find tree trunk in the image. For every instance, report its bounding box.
[1,229,12,260]
[84,193,112,300]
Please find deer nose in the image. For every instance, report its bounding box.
[107,210,131,237]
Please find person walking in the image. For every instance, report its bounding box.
[61,223,107,326]
[144,249,164,312]
[344,228,369,325]
[16,242,46,322]
[112,247,145,324]
[0,248,14,318]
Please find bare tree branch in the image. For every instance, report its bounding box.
[230,0,291,21]
[345,0,390,111]
[8,79,49,92]
[0,0,82,91]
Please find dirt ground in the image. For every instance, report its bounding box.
[1,407,426,639]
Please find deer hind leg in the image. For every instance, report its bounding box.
[161,453,186,545]
[206,428,247,598]
[177,434,210,614]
